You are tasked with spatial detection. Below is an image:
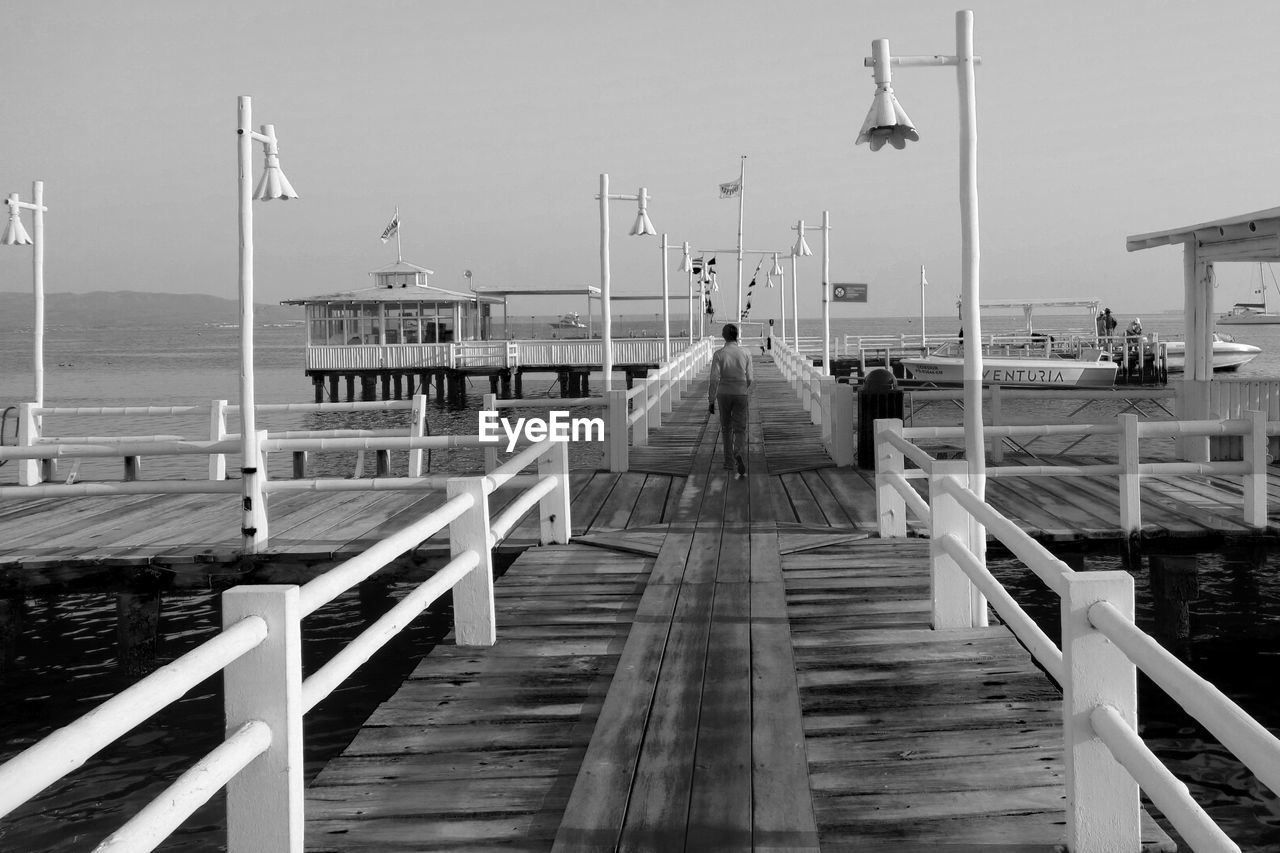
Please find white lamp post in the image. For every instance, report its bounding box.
[597,174,655,391]
[768,251,785,346]
[237,95,297,554]
[3,182,45,409]
[858,11,985,625]
[792,215,830,374]
[659,234,691,361]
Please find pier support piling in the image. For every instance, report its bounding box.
[116,589,161,677]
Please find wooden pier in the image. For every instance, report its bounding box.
[299,360,1175,851]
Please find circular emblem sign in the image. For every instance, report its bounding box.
[833,285,847,299]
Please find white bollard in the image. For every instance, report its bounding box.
[17,402,42,486]
[446,477,496,646]
[634,379,650,447]
[223,585,303,853]
[928,462,975,628]
[1061,570,1139,853]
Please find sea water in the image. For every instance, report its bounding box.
[1,313,1279,849]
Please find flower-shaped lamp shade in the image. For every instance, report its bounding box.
[252,124,299,201]
[2,197,31,246]
[771,253,784,276]
[793,232,813,258]
[679,245,692,273]
[855,86,919,151]
[856,38,919,152]
[629,187,656,236]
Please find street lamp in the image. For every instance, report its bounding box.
[237,95,297,554]
[767,252,786,346]
[659,236,695,359]
[792,214,830,374]
[597,174,655,390]
[857,11,985,625]
[3,182,45,411]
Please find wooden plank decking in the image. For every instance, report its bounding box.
[304,357,1175,851]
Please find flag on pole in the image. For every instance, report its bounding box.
[380,211,400,243]
[719,179,741,199]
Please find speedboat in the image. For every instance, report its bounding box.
[1161,334,1260,372]
[901,341,1119,388]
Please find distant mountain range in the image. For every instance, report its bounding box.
[0,291,301,330]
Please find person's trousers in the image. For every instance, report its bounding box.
[717,393,749,468]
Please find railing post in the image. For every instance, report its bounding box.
[646,369,663,429]
[446,476,496,646]
[989,384,1004,464]
[1118,413,1141,535]
[818,376,834,440]
[210,399,228,480]
[539,440,572,544]
[1061,570,1139,853]
[928,461,974,628]
[246,430,269,551]
[829,383,855,467]
[1243,408,1267,528]
[408,393,428,477]
[634,380,650,447]
[875,418,907,538]
[608,387,629,473]
[17,402,42,486]
[222,585,303,853]
[482,393,499,472]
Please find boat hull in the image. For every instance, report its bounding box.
[900,356,1119,388]
[1162,341,1260,372]
[1218,314,1280,325]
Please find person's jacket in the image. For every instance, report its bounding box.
[709,341,754,398]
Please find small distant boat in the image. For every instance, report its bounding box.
[550,312,587,330]
[1161,334,1260,372]
[901,341,1119,388]
[1219,263,1280,324]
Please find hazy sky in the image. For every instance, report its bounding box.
[1,0,1278,321]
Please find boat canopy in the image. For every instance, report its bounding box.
[977,297,1103,335]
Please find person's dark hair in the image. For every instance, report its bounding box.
[722,323,739,341]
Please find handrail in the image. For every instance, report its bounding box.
[889,446,1278,850]
[0,435,574,850]
[0,614,269,819]
[1088,599,1280,796]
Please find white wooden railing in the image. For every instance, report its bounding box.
[482,336,714,474]
[771,341,855,466]
[303,337,694,371]
[0,437,570,852]
[875,410,1275,536]
[873,446,1279,852]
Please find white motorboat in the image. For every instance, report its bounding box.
[1161,334,1260,372]
[901,341,1119,388]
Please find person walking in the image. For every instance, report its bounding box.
[708,323,754,479]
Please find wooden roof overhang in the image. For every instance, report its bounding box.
[1127,205,1280,263]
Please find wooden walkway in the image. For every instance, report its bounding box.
[304,358,1174,851]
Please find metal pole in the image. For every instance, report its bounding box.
[236,95,261,552]
[956,10,987,626]
[920,264,927,348]
[661,234,671,361]
[779,262,787,347]
[599,173,612,391]
[685,241,694,342]
[32,181,44,410]
[736,155,745,321]
[822,210,831,375]
[791,251,799,345]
